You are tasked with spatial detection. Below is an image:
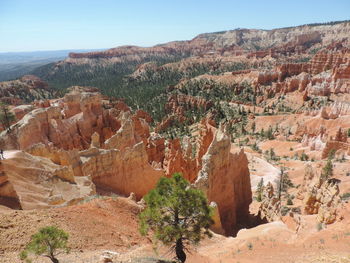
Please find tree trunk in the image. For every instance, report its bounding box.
[175,238,186,263]
[50,256,59,263]
[3,107,11,131]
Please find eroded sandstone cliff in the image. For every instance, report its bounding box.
[0,89,252,236]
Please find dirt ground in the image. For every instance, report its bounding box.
[1,196,350,263]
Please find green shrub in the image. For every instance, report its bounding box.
[341,192,350,201]
[20,226,69,263]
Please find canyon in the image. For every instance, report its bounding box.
[0,20,350,262]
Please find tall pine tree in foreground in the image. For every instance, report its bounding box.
[139,173,213,263]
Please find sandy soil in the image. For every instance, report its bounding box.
[1,196,350,263]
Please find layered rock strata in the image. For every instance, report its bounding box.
[0,90,252,237]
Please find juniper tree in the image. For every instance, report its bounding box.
[20,226,69,263]
[139,173,213,263]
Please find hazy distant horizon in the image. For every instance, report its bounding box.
[1,0,349,52]
[0,48,106,55]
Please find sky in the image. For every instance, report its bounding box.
[0,0,349,52]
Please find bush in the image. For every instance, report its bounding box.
[341,192,350,201]
[316,222,324,231]
[328,149,336,160]
[300,152,309,161]
[266,126,275,140]
[251,142,260,152]
[281,206,291,216]
[247,242,253,250]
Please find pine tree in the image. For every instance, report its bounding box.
[251,121,256,134]
[276,167,293,200]
[256,178,264,202]
[266,126,274,140]
[139,173,213,263]
[20,226,69,263]
[0,102,15,131]
[321,158,333,181]
[260,128,265,138]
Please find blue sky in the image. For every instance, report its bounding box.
[0,0,349,52]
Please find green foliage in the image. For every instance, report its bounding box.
[255,178,264,202]
[287,197,293,205]
[259,126,275,140]
[251,142,260,152]
[341,192,350,201]
[140,173,213,262]
[32,55,249,125]
[328,149,336,160]
[0,102,16,131]
[276,103,293,113]
[316,222,324,231]
[309,47,321,55]
[20,226,69,263]
[279,19,350,29]
[265,148,279,161]
[259,128,265,138]
[251,121,256,133]
[293,57,311,63]
[265,126,275,140]
[281,206,291,216]
[321,158,333,181]
[276,168,294,200]
[293,152,299,160]
[31,54,253,137]
[300,152,309,161]
[247,242,253,250]
[177,79,254,104]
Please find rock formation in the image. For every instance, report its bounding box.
[0,151,95,209]
[0,89,252,236]
[257,182,281,222]
[0,75,53,105]
[297,164,315,200]
[68,22,350,59]
[194,128,252,236]
[321,127,350,158]
[2,20,350,263]
[302,172,342,224]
